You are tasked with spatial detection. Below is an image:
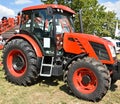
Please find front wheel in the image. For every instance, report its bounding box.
[3,39,40,86]
[66,57,111,102]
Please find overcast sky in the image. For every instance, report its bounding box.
[0,0,120,19]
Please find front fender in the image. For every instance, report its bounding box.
[5,34,43,57]
[64,53,88,70]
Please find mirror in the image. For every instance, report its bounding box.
[47,6,53,15]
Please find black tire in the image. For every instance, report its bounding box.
[65,57,111,102]
[111,70,118,85]
[3,39,40,86]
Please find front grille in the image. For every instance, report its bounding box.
[89,41,110,60]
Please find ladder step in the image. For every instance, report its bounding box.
[40,56,54,77]
[40,66,52,77]
[42,64,53,66]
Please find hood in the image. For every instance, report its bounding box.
[65,32,114,46]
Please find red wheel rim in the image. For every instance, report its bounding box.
[7,49,27,77]
[73,68,98,94]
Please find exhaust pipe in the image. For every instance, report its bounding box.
[79,9,83,33]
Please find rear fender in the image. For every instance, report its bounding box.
[5,34,43,57]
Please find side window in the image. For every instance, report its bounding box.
[33,10,53,37]
[32,11,46,38]
[33,13,44,31]
[20,12,31,33]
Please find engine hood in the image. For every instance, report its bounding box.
[64,32,114,46]
[63,32,116,64]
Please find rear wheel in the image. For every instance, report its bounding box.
[3,39,40,86]
[64,57,111,101]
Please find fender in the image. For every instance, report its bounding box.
[64,53,88,70]
[6,34,43,57]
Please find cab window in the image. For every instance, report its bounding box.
[20,11,31,33]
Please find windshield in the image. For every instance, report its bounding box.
[54,14,75,34]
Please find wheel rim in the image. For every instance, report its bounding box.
[7,49,27,77]
[73,68,98,94]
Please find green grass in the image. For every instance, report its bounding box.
[0,51,120,104]
[117,54,120,60]
[1,67,120,104]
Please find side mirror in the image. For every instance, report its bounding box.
[47,6,53,15]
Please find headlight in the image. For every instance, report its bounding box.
[108,45,116,57]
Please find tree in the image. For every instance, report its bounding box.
[100,11,116,37]
[41,0,117,37]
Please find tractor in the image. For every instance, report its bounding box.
[2,4,120,101]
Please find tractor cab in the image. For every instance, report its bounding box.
[20,4,75,56]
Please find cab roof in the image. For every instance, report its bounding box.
[22,4,75,14]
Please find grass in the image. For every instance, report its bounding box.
[0,51,120,104]
[117,54,120,59]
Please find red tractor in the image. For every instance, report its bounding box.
[2,4,120,101]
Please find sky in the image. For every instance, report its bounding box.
[0,0,120,19]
